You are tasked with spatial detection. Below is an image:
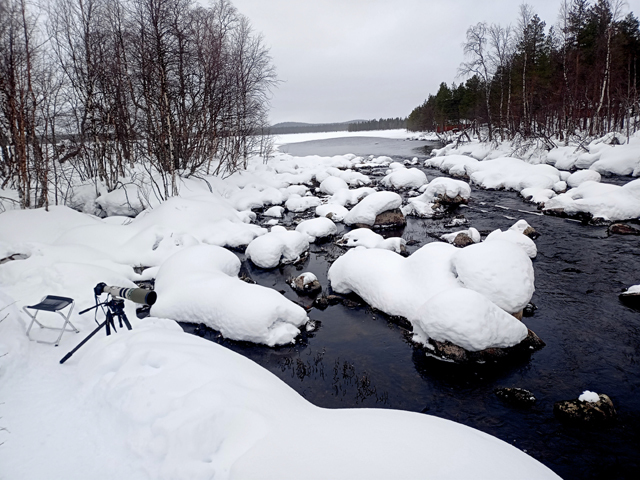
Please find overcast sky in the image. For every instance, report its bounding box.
[227,0,640,125]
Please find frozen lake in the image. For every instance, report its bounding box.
[182,136,640,480]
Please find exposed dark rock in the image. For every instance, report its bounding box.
[424,329,545,364]
[373,208,407,229]
[512,310,524,320]
[434,193,468,206]
[523,302,537,317]
[522,226,539,239]
[554,394,617,425]
[289,274,322,296]
[619,290,640,310]
[313,295,342,310]
[608,223,640,236]
[453,232,475,248]
[495,387,537,407]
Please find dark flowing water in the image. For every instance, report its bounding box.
[181,137,640,479]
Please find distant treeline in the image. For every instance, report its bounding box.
[408,0,640,141]
[270,117,407,135]
[348,117,407,132]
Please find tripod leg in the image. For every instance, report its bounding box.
[105,310,116,335]
[120,313,132,331]
[60,319,107,364]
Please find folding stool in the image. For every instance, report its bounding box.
[24,296,78,346]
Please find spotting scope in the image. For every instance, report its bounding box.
[94,282,157,306]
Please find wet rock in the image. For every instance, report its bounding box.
[373,208,407,229]
[495,387,537,407]
[523,302,537,317]
[608,223,640,236]
[522,226,539,239]
[424,329,545,364]
[453,233,475,248]
[512,310,524,320]
[289,272,322,295]
[554,394,617,425]
[434,194,468,207]
[313,295,342,310]
[445,216,468,228]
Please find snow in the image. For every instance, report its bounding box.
[579,391,601,403]
[380,166,428,189]
[263,206,284,218]
[329,240,534,348]
[441,227,481,244]
[319,176,349,194]
[627,284,640,294]
[295,217,337,242]
[0,135,563,479]
[414,288,528,352]
[343,191,402,226]
[338,228,406,253]
[244,226,309,268]
[285,194,322,212]
[543,179,640,221]
[485,229,537,258]
[567,170,602,188]
[452,240,535,314]
[151,245,308,346]
[419,176,472,202]
[315,203,349,222]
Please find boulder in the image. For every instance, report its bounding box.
[289,272,322,296]
[453,233,475,248]
[495,388,537,407]
[608,223,640,236]
[619,290,640,310]
[522,226,539,239]
[369,208,407,229]
[554,394,617,425]
[423,329,545,364]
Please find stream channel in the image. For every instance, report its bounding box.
[179,136,640,479]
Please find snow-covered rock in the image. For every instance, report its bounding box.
[380,167,428,190]
[316,203,349,222]
[151,245,308,346]
[295,217,337,242]
[285,194,322,213]
[264,206,284,218]
[567,170,601,188]
[343,191,403,226]
[319,176,349,195]
[485,229,537,258]
[338,229,406,253]
[245,226,309,268]
[441,228,481,246]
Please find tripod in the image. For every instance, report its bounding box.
[60,297,132,364]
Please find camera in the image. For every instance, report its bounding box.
[93,282,157,306]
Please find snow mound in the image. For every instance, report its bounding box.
[338,228,406,253]
[285,194,322,212]
[485,229,537,258]
[343,191,402,226]
[73,322,559,480]
[543,179,640,221]
[380,166,428,189]
[414,288,528,351]
[579,391,601,403]
[329,186,376,207]
[452,241,535,314]
[329,241,534,348]
[319,176,349,195]
[419,177,471,202]
[151,245,308,345]
[567,170,601,188]
[441,228,481,244]
[316,203,349,222]
[264,206,284,218]
[295,217,337,242]
[245,226,309,268]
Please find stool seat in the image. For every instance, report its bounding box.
[24,295,78,346]
[27,296,74,312]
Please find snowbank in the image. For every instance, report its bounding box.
[543,179,640,221]
[151,245,308,346]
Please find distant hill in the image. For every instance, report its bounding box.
[268,118,403,135]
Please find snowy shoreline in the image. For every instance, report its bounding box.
[4,127,635,479]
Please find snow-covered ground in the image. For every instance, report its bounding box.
[0,128,592,479]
